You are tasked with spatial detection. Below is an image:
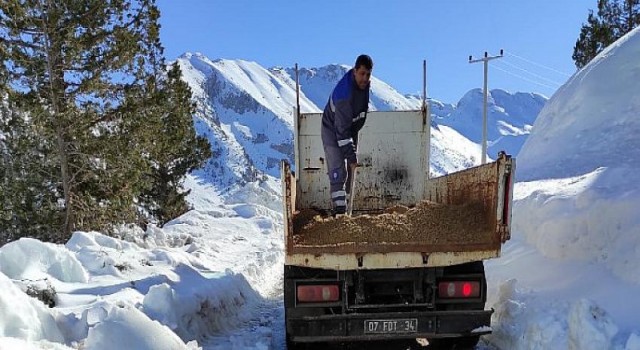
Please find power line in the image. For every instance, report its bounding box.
[505,51,573,78]
[498,59,564,86]
[490,63,558,91]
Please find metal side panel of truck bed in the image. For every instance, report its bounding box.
[282,110,515,270]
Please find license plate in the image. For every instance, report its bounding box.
[364,318,418,334]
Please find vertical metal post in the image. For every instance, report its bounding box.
[422,60,427,113]
[423,60,431,181]
[469,49,503,164]
[293,64,300,177]
[482,59,489,165]
[295,63,300,119]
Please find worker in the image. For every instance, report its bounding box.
[321,54,373,215]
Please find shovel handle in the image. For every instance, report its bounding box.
[347,165,358,216]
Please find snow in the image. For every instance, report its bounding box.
[443,88,545,158]
[0,273,65,342]
[472,326,493,333]
[517,28,640,181]
[488,278,621,350]
[84,304,192,350]
[0,176,285,349]
[0,338,73,350]
[0,238,88,283]
[178,55,545,186]
[429,123,490,176]
[484,26,640,350]
[2,25,640,350]
[511,168,640,283]
[627,334,640,350]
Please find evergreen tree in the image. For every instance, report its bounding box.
[0,0,163,240]
[138,63,212,227]
[0,96,61,243]
[1,0,212,241]
[117,3,211,227]
[573,0,640,68]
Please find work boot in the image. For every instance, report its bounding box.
[334,205,346,216]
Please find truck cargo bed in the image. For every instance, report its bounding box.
[291,201,496,254]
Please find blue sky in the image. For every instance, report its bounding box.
[156,0,594,103]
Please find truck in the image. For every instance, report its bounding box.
[282,88,515,349]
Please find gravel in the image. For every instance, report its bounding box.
[292,200,494,247]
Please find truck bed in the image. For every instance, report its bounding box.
[282,153,514,269]
[291,201,496,254]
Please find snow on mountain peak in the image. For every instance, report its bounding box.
[175,54,546,187]
[439,87,545,159]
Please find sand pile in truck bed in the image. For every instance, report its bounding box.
[292,201,494,247]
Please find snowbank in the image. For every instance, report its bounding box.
[513,168,640,283]
[142,266,261,341]
[0,238,88,283]
[0,272,64,342]
[84,303,191,350]
[489,279,621,350]
[489,26,640,350]
[517,27,640,181]
[0,337,74,350]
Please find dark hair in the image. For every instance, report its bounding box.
[354,54,373,70]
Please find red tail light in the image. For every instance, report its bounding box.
[438,281,480,298]
[296,284,340,303]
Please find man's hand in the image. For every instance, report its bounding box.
[349,162,359,172]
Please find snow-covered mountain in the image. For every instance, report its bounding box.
[441,88,546,159]
[176,54,546,187]
[287,64,422,111]
[176,53,319,188]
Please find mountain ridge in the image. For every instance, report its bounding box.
[174,53,546,191]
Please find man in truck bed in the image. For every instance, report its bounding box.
[321,54,373,215]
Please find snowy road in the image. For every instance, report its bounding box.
[199,269,496,350]
[202,295,496,350]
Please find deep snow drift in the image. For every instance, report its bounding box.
[485,27,640,350]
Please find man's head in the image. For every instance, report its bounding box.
[353,54,373,90]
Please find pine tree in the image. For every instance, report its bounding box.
[573,0,640,68]
[1,0,212,240]
[115,3,211,227]
[0,0,164,240]
[0,92,61,243]
[138,62,212,226]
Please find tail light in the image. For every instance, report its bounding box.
[438,281,480,298]
[296,284,340,303]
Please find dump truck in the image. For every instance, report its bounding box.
[282,105,515,349]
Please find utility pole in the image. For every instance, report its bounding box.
[469,49,503,164]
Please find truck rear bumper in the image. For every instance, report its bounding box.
[287,309,493,343]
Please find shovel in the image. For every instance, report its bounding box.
[347,163,358,216]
